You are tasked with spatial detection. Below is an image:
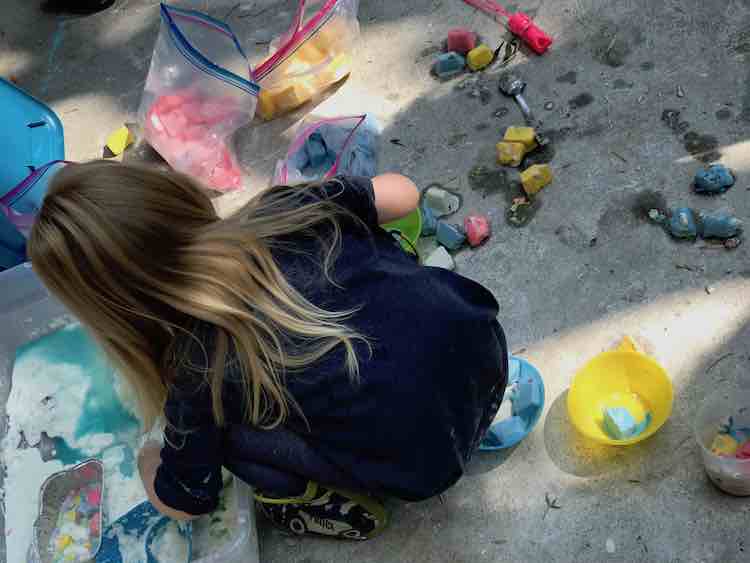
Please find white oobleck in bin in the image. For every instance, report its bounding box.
[0,263,260,563]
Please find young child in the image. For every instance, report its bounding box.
[28,161,508,540]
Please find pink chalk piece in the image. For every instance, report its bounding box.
[86,487,102,507]
[508,12,552,55]
[160,111,190,139]
[157,94,185,113]
[464,214,491,247]
[144,93,243,191]
[90,512,100,536]
[736,440,750,459]
[447,28,477,55]
[183,102,209,124]
[183,124,210,141]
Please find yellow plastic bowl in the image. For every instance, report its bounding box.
[567,340,674,445]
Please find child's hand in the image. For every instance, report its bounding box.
[372,173,419,224]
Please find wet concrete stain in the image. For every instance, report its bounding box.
[468,163,541,227]
[716,108,732,121]
[569,93,595,109]
[556,71,577,84]
[468,164,515,199]
[555,224,597,250]
[474,122,490,132]
[629,190,668,221]
[640,61,655,71]
[545,120,605,142]
[683,131,720,162]
[523,144,556,167]
[590,22,643,67]
[662,109,721,162]
[447,133,469,147]
[613,78,633,90]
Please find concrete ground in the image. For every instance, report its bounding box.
[3,0,750,561]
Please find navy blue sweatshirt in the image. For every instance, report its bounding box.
[155,177,508,515]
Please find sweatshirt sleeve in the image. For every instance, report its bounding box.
[154,381,223,516]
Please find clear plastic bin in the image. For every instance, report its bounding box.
[0,263,259,563]
[694,385,750,496]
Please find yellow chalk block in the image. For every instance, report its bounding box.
[295,41,327,65]
[257,80,314,120]
[318,52,352,86]
[105,126,134,156]
[56,534,73,551]
[711,433,739,456]
[496,141,526,167]
[521,164,553,196]
[504,126,537,152]
[466,44,494,71]
[311,17,348,52]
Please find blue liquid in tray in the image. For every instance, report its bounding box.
[15,324,141,470]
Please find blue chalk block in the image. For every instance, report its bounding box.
[433,52,466,79]
[513,379,543,416]
[420,204,438,236]
[699,211,742,239]
[484,416,526,448]
[694,165,735,194]
[436,221,467,250]
[603,407,638,440]
[668,207,698,239]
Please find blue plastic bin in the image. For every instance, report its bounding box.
[0,78,65,271]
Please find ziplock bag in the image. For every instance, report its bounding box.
[254,0,360,120]
[273,114,379,185]
[0,159,68,238]
[138,4,260,192]
[2,160,68,215]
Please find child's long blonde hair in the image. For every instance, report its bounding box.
[28,161,364,430]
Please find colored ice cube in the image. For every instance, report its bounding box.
[513,378,543,416]
[603,407,637,440]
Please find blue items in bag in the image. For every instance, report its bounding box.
[274,114,380,185]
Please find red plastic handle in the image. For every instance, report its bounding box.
[461,0,552,55]
[508,12,553,54]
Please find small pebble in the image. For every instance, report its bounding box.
[544,101,555,110]
[676,85,685,98]
[705,285,714,295]
[494,107,509,119]
[725,237,742,250]
[637,95,647,104]
[606,538,616,553]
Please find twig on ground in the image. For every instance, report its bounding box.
[707,352,734,374]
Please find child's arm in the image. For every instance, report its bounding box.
[371,173,419,224]
[138,442,199,521]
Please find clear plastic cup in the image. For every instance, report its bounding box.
[694,386,750,496]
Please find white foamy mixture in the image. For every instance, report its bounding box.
[2,323,240,562]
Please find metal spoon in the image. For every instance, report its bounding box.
[498,73,548,146]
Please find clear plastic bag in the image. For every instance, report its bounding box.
[138,4,260,192]
[273,114,379,185]
[254,0,360,120]
[1,159,69,235]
